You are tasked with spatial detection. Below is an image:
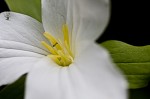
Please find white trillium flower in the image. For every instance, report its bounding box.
[0,0,127,99]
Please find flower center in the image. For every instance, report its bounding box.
[41,24,74,67]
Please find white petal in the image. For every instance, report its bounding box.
[72,43,127,99]
[0,40,48,56]
[25,57,62,99]
[73,0,110,42]
[0,12,49,86]
[0,48,44,58]
[0,12,48,50]
[42,0,110,42]
[25,44,127,99]
[42,0,67,39]
[0,57,41,86]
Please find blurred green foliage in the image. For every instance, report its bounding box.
[101,40,150,89]
[6,0,41,22]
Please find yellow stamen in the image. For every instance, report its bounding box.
[41,24,74,67]
[43,32,62,50]
[62,24,73,57]
[48,55,62,65]
[41,41,57,55]
[64,40,73,57]
[62,24,69,45]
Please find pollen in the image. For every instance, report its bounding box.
[41,24,74,67]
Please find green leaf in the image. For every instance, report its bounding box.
[0,75,26,99]
[5,0,41,22]
[101,40,150,89]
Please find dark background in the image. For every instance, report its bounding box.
[98,0,150,46]
[0,0,150,99]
